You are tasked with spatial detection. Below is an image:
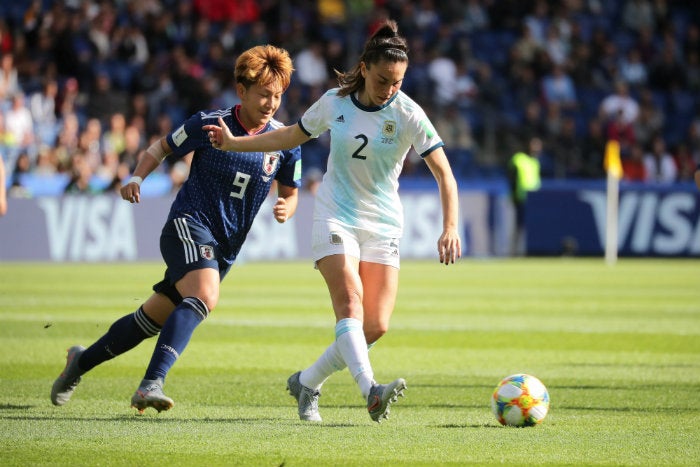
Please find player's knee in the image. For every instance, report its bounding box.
[332,289,363,319]
[364,323,388,344]
[197,292,218,312]
[179,283,219,311]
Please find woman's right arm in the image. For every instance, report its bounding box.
[203,117,310,153]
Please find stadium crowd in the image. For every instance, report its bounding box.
[0,0,698,198]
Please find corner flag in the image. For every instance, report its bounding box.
[604,140,623,179]
[604,140,622,264]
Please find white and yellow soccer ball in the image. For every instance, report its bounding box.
[491,373,550,427]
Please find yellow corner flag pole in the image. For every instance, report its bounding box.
[604,140,623,265]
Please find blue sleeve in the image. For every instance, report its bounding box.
[165,112,206,158]
[276,145,302,189]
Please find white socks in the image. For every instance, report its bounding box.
[300,318,375,398]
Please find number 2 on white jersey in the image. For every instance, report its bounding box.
[351,134,368,160]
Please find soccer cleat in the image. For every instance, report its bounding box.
[51,345,86,406]
[286,371,322,422]
[130,378,174,414]
[367,378,407,423]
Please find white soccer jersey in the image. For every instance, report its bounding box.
[299,88,444,237]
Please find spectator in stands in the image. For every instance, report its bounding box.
[606,108,637,159]
[34,145,58,177]
[0,111,16,173]
[102,112,127,156]
[580,117,607,178]
[0,156,6,216]
[541,63,577,111]
[434,103,477,178]
[511,21,542,72]
[543,24,569,67]
[87,71,129,124]
[0,53,20,109]
[29,78,59,147]
[524,0,549,45]
[460,0,490,33]
[119,124,144,175]
[618,48,649,89]
[54,112,80,171]
[599,81,640,126]
[5,92,35,164]
[64,153,99,195]
[622,0,656,34]
[78,118,103,171]
[643,134,678,183]
[673,143,697,182]
[9,151,31,192]
[294,41,329,90]
[548,115,583,178]
[622,143,647,182]
[633,90,665,148]
[56,77,85,122]
[649,44,687,91]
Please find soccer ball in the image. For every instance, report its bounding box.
[491,373,550,427]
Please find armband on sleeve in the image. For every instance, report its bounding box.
[146,140,169,164]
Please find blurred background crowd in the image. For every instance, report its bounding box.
[0,0,698,198]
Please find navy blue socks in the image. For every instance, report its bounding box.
[143,297,209,382]
[78,306,161,372]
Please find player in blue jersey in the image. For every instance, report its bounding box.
[51,45,301,413]
[205,20,462,423]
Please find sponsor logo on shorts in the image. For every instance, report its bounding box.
[390,239,399,256]
[329,233,343,245]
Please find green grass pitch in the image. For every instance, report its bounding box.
[0,258,698,466]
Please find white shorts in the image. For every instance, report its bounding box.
[311,219,401,268]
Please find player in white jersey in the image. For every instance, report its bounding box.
[205,20,461,423]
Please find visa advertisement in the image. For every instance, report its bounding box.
[527,182,700,257]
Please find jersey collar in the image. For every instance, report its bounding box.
[350,91,398,112]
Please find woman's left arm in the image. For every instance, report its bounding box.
[424,147,462,265]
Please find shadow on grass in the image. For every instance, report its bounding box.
[435,423,501,429]
[0,403,34,410]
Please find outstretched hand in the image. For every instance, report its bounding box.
[203,117,235,151]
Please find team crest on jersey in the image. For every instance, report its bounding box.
[382,120,397,138]
[263,152,280,175]
[199,245,215,260]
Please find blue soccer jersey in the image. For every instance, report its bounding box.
[164,106,302,264]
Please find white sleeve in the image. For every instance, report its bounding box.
[300,90,334,138]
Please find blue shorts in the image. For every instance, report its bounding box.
[152,216,231,304]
